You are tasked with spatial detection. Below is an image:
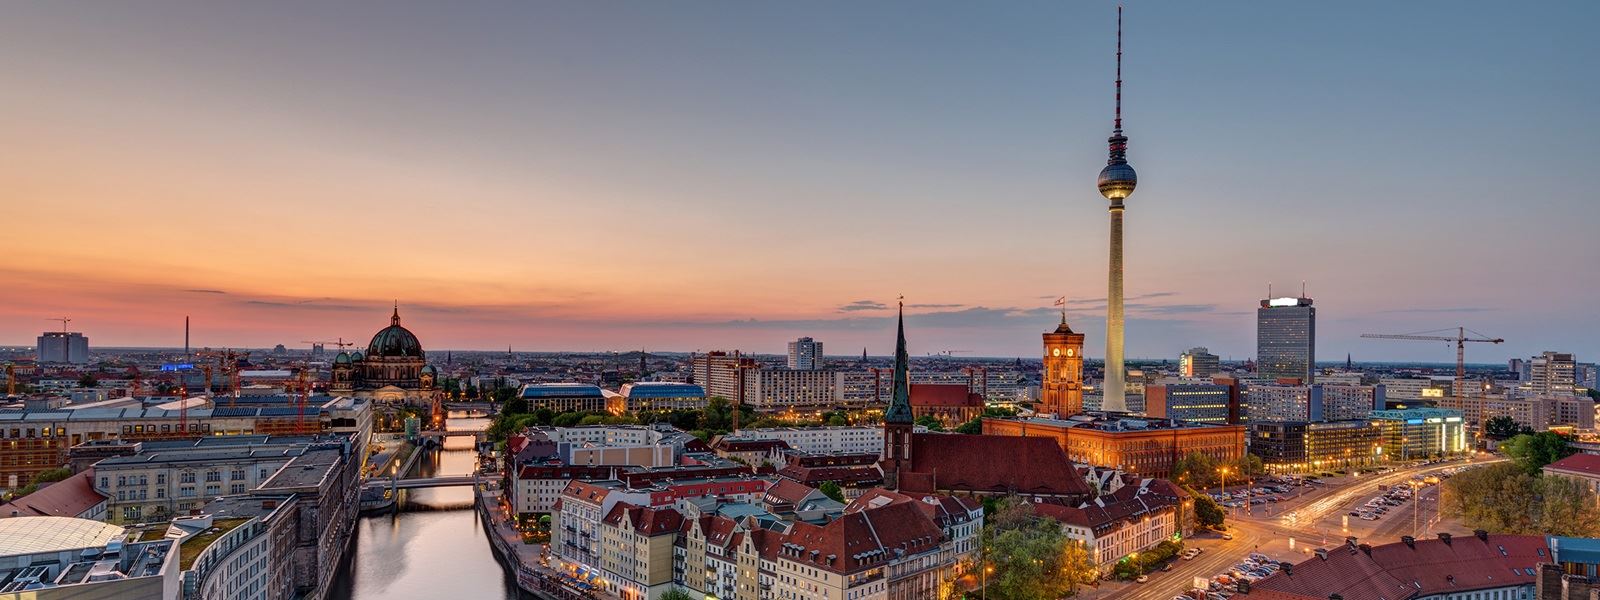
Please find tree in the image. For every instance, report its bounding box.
[1484,416,1531,440]
[955,417,984,435]
[1171,452,1220,489]
[661,588,694,600]
[77,374,98,388]
[1235,453,1266,478]
[1441,462,1600,536]
[818,481,844,503]
[1502,432,1574,473]
[979,497,1094,600]
[827,413,848,426]
[1194,495,1225,529]
[1588,388,1600,402]
[915,414,946,432]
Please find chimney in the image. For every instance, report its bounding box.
[1280,562,1292,577]
[1315,548,1329,560]
[1358,544,1372,556]
[1345,536,1358,548]
[1474,529,1489,541]
[261,500,277,510]
[1402,536,1415,548]
[1437,533,1452,545]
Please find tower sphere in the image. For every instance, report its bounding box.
[1097,161,1137,201]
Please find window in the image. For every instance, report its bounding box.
[157,473,166,485]
[231,470,245,481]
[181,472,196,484]
[206,471,221,483]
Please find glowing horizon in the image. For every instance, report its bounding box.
[2,2,1596,361]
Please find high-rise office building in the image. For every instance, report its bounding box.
[37,331,89,364]
[1528,351,1577,396]
[1179,347,1220,378]
[786,337,824,370]
[1256,296,1315,383]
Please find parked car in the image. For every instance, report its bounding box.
[1137,575,1150,583]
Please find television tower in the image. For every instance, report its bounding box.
[1096,6,1138,412]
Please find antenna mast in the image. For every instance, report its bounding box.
[1114,5,1123,133]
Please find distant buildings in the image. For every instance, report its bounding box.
[1529,351,1578,396]
[518,383,610,413]
[1179,347,1220,378]
[36,331,89,364]
[1244,381,1325,423]
[607,382,707,414]
[1256,296,1316,383]
[786,337,823,370]
[1144,377,1242,424]
[908,383,984,427]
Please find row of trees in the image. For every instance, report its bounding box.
[1440,461,1600,536]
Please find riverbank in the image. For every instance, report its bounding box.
[476,484,596,600]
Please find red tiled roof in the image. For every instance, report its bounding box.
[779,463,884,486]
[602,502,684,536]
[903,433,1091,497]
[1545,453,1600,476]
[1248,534,1549,600]
[764,479,820,506]
[714,438,790,452]
[777,501,945,575]
[909,384,983,408]
[0,471,107,519]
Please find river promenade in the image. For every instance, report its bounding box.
[476,483,598,600]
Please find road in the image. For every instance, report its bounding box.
[1100,457,1499,600]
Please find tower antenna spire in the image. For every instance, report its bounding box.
[1114,4,1123,133]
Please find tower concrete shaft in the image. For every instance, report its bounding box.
[1104,202,1126,412]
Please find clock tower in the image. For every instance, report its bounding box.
[1041,318,1086,417]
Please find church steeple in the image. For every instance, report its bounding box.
[884,300,913,424]
[391,301,401,326]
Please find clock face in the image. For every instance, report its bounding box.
[1067,348,1075,357]
[1052,348,1061,357]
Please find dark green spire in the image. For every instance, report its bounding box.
[885,299,914,424]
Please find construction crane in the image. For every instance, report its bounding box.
[1360,327,1505,380]
[927,350,972,358]
[45,317,71,333]
[293,362,316,433]
[5,362,15,396]
[195,349,250,406]
[301,339,355,352]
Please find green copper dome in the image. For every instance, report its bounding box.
[367,308,424,358]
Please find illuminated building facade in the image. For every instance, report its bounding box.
[1249,420,1381,473]
[1040,319,1086,417]
[1145,377,1241,424]
[982,415,1246,478]
[329,307,438,404]
[1256,296,1316,383]
[1179,347,1220,378]
[1371,408,1468,460]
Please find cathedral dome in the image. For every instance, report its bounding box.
[334,351,352,365]
[367,308,424,358]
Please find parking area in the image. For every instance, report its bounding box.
[1169,552,1283,600]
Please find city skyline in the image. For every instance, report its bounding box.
[3,2,1597,361]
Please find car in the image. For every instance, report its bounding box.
[1348,511,1361,517]
[1162,563,1174,572]
[1137,575,1150,583]
[1223,533,1234,540]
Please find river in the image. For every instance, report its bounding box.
[328,415,529,600]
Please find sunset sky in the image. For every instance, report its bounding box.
[2,2,1596,361]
